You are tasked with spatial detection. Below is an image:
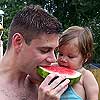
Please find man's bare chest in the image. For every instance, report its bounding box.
[0,85,37,100]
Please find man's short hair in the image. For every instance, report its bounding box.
[8,5,62,48]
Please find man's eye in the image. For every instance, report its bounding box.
[40,49,50,54]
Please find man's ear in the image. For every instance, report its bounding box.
[12,33,24,53]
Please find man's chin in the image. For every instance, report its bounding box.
[28,74,44,85]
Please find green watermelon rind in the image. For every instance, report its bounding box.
[37,67,50,78]
[37,66,81,85]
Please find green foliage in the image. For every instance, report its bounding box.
[0,0,100,63]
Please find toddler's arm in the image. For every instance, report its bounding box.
[83,70,99,100]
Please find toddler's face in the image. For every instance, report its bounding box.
[57,38,83,70]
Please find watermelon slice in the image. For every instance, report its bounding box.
[37,65,81,85]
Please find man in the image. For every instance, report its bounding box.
[0,5,69,100]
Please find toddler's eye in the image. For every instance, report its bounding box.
[68,56,74,58]
[68,55,75,59]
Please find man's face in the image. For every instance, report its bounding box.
[20,33,59,83]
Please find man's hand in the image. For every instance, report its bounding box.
[38,73,70,100]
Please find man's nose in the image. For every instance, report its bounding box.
[46,52,57,63]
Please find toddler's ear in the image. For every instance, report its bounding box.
[85,53,91,63]
[85,58,88,63]
[87,52,92,59]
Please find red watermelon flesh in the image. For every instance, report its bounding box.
[37,65,81,85]
[42,66,75,75]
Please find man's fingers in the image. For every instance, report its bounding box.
[39,73,59,88]
[51,79,70,96]
[48,75,67,89]
[39,73,70,100]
